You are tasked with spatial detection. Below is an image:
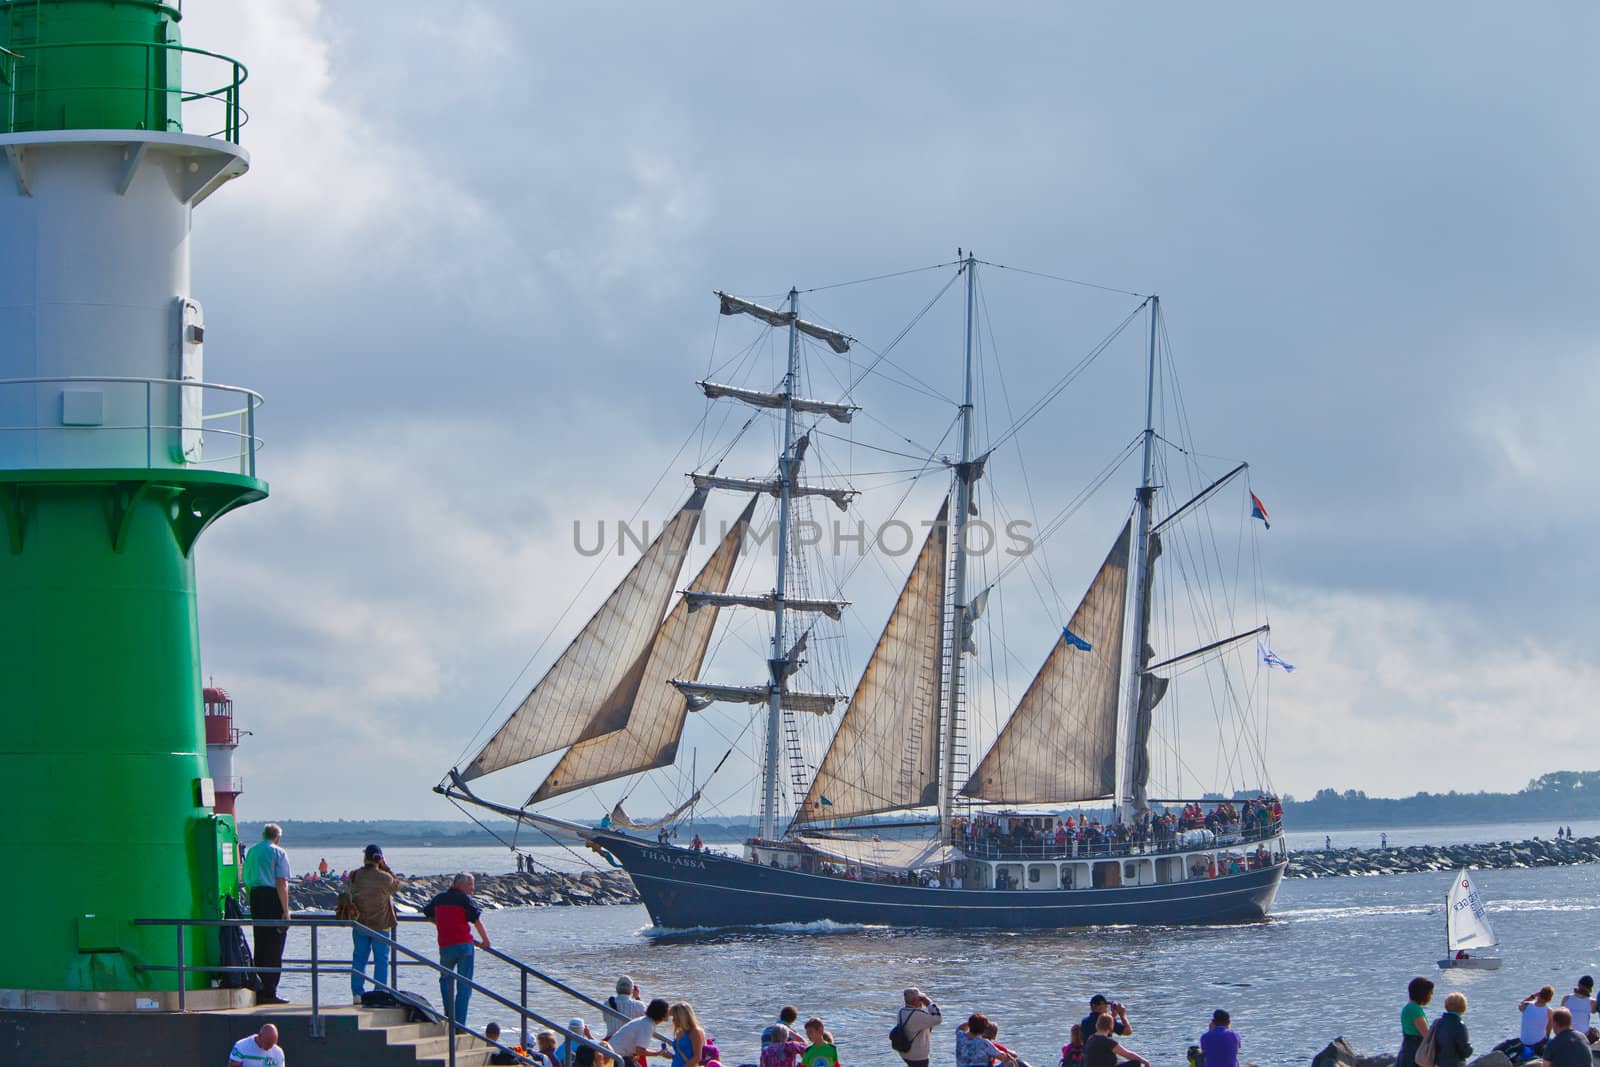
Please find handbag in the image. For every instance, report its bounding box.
[1414,1023,1440,1067]
[335,890,359,922]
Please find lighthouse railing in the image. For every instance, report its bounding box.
[0,375,263,477]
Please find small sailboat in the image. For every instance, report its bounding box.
[1437,870,1501,970]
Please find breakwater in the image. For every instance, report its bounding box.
[1285,834,1600,878]
[289,870,640,911]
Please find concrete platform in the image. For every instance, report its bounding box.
[0,1000,494,1065]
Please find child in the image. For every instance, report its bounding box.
[1060,1023,1084,1067]
[801,1016,839,1067]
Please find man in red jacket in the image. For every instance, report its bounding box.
[423,872,491,1026]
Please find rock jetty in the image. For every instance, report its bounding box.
[1311,1036,1521,1067]
[289,870,640,912]
[1286,834,1600,878]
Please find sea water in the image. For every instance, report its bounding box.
[272,827,1600,1066]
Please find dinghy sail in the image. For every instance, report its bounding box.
[1438,870,1501,969]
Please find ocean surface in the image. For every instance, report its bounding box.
[267,819,1600,1067]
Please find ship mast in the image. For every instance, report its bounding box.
[939,254,979,832]
[1122,295,1159,818]
[761,288,802,841]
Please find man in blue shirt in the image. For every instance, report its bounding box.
[243,823,292,1004]
[1198,1009,1240,1067]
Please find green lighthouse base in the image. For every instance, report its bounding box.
[0,468,265,994]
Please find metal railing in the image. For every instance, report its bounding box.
[134,915,643,1067]
[961,819,1284,861]
[2,40,248,142]
[0,376,263,477]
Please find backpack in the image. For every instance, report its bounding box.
[889,1011,913,1054]
[335,890,359,922]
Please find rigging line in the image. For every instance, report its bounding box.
[834,270,964,399]
[976,269,1064,619]
[444,794,600,874]
[987,300,1148,452]
[799,259,960,293]
[975,259,1148,299]
[447,403,721,772]
[697,313,724,464]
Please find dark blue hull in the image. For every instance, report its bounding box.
[595,834,1284,930]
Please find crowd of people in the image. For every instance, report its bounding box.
[958,797,1282,859]
[1396,974,1600,1067]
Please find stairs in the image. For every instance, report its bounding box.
[219,1003,500,1065]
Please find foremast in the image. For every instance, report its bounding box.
[761,290,802,841]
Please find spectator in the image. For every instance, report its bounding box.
[774,1005,801,1044]
[895,987,942,1067]
[761,1020,806,1067]
[348,843,398,1002]
[486,1021,523,1066]
[1397,976,1434,1067]
[604,975,647,1032]
[1060,1024,1085,1067]
[229,1023,284,1067]
[558,1018,597,1066]
[1199,1009,1240,1067]
[536,1032,561,1067]
[1560,977,1598,1043]
[983,1021,1026,1067]
[242,823,291,1005]
[1431,992,1472,1067]
[800,1016,839,1067]
[956,1014,1015,1067]
[1084,1014,1146,1067]
[1518,986,1555,1060]
[1080,996,1131,1043]
[422,872,490,1027]
[1543,1007,1591,1067]
[669,1003,708,1067]
[612,998,671,1067]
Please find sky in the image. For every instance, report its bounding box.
[178,2,1600,822]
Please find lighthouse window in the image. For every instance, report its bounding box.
[1028,867,1041,883]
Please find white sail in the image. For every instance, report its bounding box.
[1446,870,1497,952]
[461,491,707,781]
[795,500,949,825]
[526,499,754,803]
[962,523,1132,804]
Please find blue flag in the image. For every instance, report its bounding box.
[1063,627,1092,652]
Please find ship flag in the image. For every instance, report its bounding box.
[1063,627,1093,652]
[1250,491,1271,529]
[1259,641,1295,672]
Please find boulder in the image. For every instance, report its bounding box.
[1310,1037,1357,1067]
[1466,1052,1513,1067]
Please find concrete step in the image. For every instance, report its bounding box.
[369,1019,448,1044]
[409,1031,484,1059]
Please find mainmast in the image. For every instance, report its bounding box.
[761,289,802,841]
[1122,295,1159,817]
[939,254,979,831]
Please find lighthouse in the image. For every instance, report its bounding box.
[0,0,265,1002]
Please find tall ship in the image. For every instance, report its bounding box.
[442,256,1289,929]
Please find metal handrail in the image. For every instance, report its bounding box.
[962,820,1284,861]
[0,375,263,476]
[134,915,621,1067]
[2,40,248,142]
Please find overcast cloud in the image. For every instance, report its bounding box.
[177,3,1600,822]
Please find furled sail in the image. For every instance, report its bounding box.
[461,490,709,781]
[794,500,949,825]
[668,681,841,715]
[691,472,855,511]
[1127,530,1166,809]
[962,523,1132,804]
[608,794,700,832]
[715,292,854,353]
[698,381,858,424]
[684,591,848,621]
[526,499,755,803]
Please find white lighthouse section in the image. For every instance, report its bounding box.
[0,130,253,473]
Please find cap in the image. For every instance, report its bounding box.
[616,975,634,994]
[1089,994,1108,1006]
[364,844,384,860]
[568,1018,587,1035]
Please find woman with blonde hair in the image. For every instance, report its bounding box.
[669,1002,706,1067]
[1431,992,1472,1067]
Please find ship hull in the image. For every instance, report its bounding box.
[595,833,1284,930]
